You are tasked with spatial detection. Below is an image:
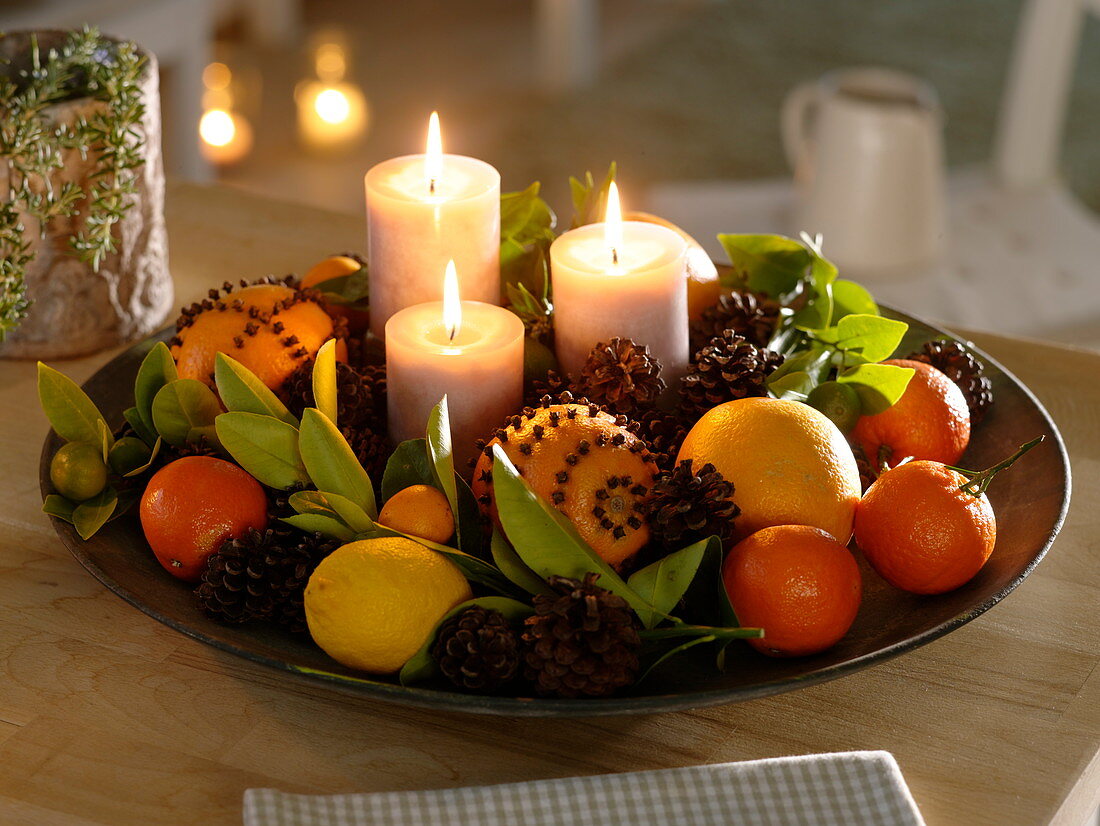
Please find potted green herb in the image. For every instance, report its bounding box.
[0,28,171,359]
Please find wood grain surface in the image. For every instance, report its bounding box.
[0,182,1097,825]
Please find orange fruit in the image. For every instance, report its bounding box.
[139,456,268,582]
[723,525,862,657]
[472,402,659,570]
[852,359,970,468]
[625,210,721,321]
[676,397,861,543]
[301,254,370,334]
[377,484,455,544]
[171,283,345,391]
[854,460,996,594]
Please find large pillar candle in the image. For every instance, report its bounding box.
[365,112,500,339]
[550,183,689,380]
[386,262,524,468]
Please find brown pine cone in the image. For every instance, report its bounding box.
[907,339,994,424]
[627,408,689,472]
[432,606,521,693]
[679,331,784,421]
[690,289,780,354]
[575,338,665,415]
[343,425,391,487]
[522,573,641,698]
[646,460,739,547]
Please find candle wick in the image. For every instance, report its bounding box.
[429,177,436,195]
[448,324,456,342]
[611,247,619,266]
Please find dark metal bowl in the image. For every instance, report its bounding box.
[39,311,1071,716]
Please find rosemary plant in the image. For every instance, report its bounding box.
[0,27,147,341]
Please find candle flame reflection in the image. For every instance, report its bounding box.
[442,259,461,341]
[605,181,622,266]
[425,111,442,194]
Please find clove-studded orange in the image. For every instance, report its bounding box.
[169,279,345,391]
[472,396,659,570]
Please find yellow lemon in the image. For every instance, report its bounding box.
[377,484,455,544]
[677,397,861,544]
[304,537,472,674]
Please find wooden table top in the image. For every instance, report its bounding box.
[2,182,1098,826]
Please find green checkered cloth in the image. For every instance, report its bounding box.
[243,751,924,825]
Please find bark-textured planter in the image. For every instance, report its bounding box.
[0,31,172,360]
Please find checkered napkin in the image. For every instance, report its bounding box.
[243,750,924,826]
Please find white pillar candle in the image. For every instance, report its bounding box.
[365,112,500,339]
[550,183,689,381]
[386,262,524,468]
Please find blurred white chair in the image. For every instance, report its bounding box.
[646,0,1100,348]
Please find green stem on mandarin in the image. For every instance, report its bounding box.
[945,435,1045,497]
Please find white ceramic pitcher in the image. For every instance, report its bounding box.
[782,67,947,275]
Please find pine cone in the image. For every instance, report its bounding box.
[679,331,784,421]
[907,339,994,424]
[522,573,641,698]
[690,289,780,354]
[574,338,665,415]
[432,606,521,693]
[281,359,384,428]
[628,408,689,472]
[195,528,339,633]
[646,460,739,546]
[524,369,574,408]
[343,425,391,487]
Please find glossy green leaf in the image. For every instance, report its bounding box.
[312,339,338,425]
[289,490,340,517]
[122,405,158,446]
[299,408,377,518]
[97,418,113,462]
[831,279,879,320]
[717,234,811,297]
[151,379,223,448]
[831,314,909,365]
[316,490,375,533]
[134,342,177,436]
[72,486,118,540]
[767,371,817,402]
[281,513,356,542]
[381,438,437,502]
[838,362,915,415]
[214,352,297,425]
[490,529,553,596]
[569,163,616,228]
[37,362,109,445]
[627,539,710,629]
[425,397,459,525]
[399,596,533,686]
[216,411,308,488]
[42,494,76,523]
[639,635,716,682]
[121,436,162,477]
[491,446,649,615]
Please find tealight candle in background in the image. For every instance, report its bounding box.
[386,260,524,468]
[550,182,689,382]
[366,112,501,339]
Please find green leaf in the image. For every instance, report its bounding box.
[214,352,297,425]
[309,265,369,306]
[767,371,817,402]
[627,539,710,629]
[289,490,341,517]
[491,446,650,616]
[717,234,811,297]
[282,513,355,541]
[97,418,113,462]
[831,279,879,320]
[381,439,436,502]
[72,486,118,540]
[299,408,377,519]
[399,596,533,686]
[425,396,461,531]
[121,436,162,477]
[122,405,158,446]
[569,162,617,228]
[42,494,76,523]
[316,490,375,533]
[788,251,838,331]
[216,411,308,488]
[838,362,915,415]
[490,529,553,596]
[312,339,338,426]
[134,342,177,436]
[639,635,716,682]
[829,314,909,365]
[151,379,224,448]
[37,362,109,445]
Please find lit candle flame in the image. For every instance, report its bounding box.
[442,259,461,341]
[605,180,622,266]
[425,111,442,195]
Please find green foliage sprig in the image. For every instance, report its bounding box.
[0,27,147,340]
